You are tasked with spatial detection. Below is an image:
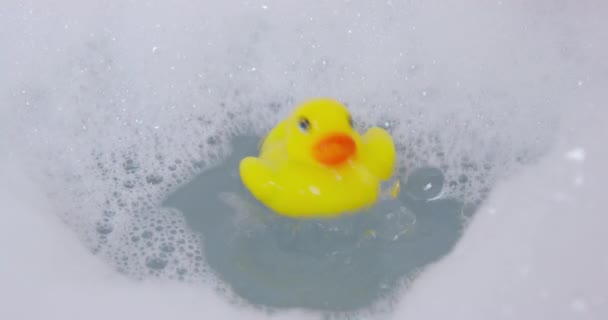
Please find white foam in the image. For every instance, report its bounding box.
[565,148,586,163]
[1,0,607,318]
[0,160,308,320]
[392,97,608,319]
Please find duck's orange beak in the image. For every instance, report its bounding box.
[313,133,356,166]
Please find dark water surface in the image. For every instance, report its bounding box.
[164,135,471,312]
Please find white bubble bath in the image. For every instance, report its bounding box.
[1,1,607,319]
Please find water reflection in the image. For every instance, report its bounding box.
[164,135,469,312]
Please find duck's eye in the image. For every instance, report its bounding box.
[298,117,311,132]
[348,115,354,128]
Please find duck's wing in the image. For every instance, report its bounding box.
[239,156,277,202]
[359,127,396,180]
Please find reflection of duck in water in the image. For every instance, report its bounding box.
[239,97,397,219]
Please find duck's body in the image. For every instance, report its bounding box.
[239,98,396,219]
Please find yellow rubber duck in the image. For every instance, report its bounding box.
[239,98,396,219]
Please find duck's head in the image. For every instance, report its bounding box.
[285,98,362,167]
